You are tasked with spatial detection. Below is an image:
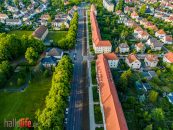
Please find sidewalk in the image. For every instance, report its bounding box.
[86,9,96,130]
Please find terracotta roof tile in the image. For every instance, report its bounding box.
[157,29,166,35]
[103,53,119,60]
[165,52,173,63]
[145,54,158,62]
[96,54,128,130]
[127,54,138,63]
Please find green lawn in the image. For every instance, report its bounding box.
[95,127,104,130]
[46,31,67,43]
[0,71,51,129]
[91,61,97,85]
[92,86,99,102]
[9,30,33,38]
[5,67,29,89]
[94,104,103,124]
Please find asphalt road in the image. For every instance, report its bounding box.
[66,4,88,130]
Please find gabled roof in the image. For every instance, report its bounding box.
[156,29,166,35]
[103,53,119,60]
[145,54,158,62]
[165,35,172,42]
[136,42,144,49]
[164,52,173,63]
[119,43,129,48]
[32,25,48,39]
[46,48,63,57]
[127,54,138,63]
[41,56,57,64]
[96,54,128,130]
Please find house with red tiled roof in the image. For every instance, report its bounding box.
[134,26,143,34]
[163,52,173,63]
[135,42,145,52]
[144,22,158,31]
[144,54,159,67]
[125,54,141,69]
[165,16,173,23]
[162,35,172,44]
[96,53,128,130]
[90,4,112,54]
[116,10,122,16]
[103,53,119,68]
[155,29,166,39]
[136,31,149,40]
[0,13,8,23]
[131,11,139,19]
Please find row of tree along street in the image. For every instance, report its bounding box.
[36,56,73,129]
[57,12,79,49]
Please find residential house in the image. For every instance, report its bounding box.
[131,11,139,19]
[125,54,141,69]
[146,38,163,51]
[103,0,114,12]
[6,19,22,26]
[0,13,8,23]
[41,56,58,68]
[167,93,173,105]
[137,31,149,40]
[154,13,163,18]
[165,16,173,23]
[155,29,166,39]
[135,42,145,52]
[52,19,65,30]
[162,35,172,44]
[144,54,159,67]
[144,22,158,31]
[163,52,173,64]
[103,53,119,68]
[119,43,129,53]
[40,19,48,26]
[64,19,70,28]
[134,26,143,34]
[46,48,64,60]
[32,25,48,41]
[40,14,51,21]
[67,13,73,21]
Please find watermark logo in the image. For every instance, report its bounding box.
[4,118,38,128]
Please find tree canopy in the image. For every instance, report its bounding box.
[36,56,73,129]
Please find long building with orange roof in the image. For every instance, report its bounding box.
[96,53,128,130]
[90,4,112,54]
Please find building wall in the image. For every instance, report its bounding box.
[41,29,48,41]
[144,58,158,67]
[126,58,141,69]
[108,60,119,68]
[119,47,129,53]
[103,0,114,12]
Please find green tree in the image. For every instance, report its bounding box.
[151,108,165,122]
[149,90,158,103]
[144,124,152,130]
[25,47,38,64]
[140,4,147,15]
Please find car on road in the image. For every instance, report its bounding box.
[65,108,69,115]
[64,118,67,124]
